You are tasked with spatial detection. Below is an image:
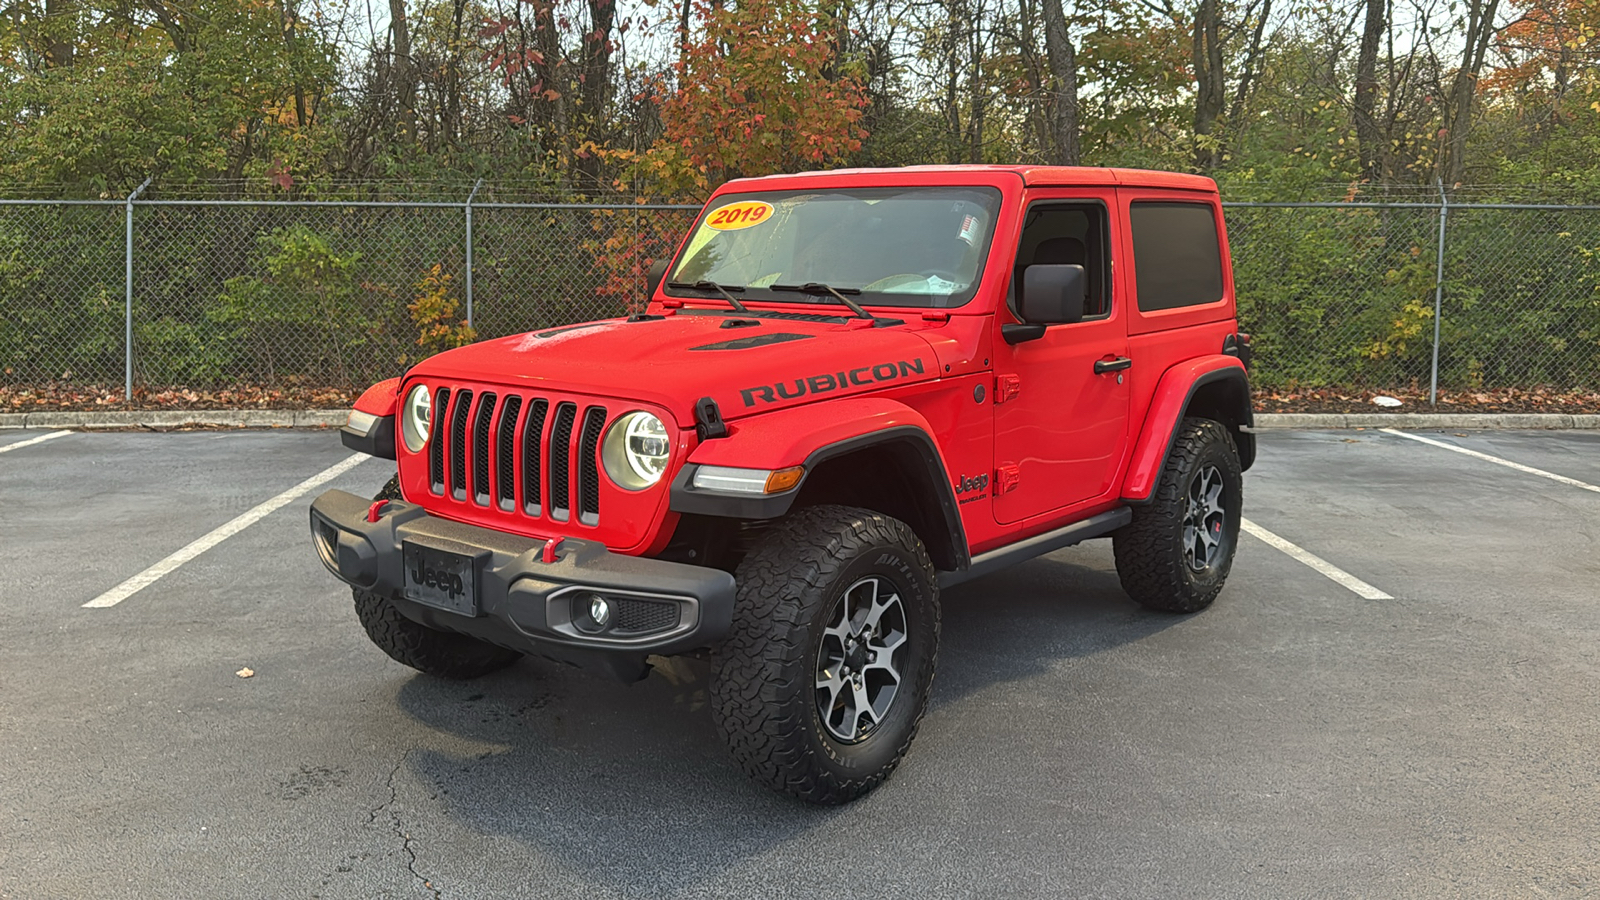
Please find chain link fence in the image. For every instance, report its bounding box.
[1226,200,1600,396]
[3,191,1598,404]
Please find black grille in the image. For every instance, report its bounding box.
[578,406,606,524]
[612,598,680,635]
[420,384,614,529]
[448,389,473,499]
[496,396,522,510]
[472,393,496,505]
[547,402,577,521]
[522,399,549,515]
[429,388,450,492]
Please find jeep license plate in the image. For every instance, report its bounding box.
[401,541,480,617]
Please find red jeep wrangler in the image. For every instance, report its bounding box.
[311,165,1254,804]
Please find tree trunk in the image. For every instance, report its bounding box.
[1226,0,1269,141]
[1352,0,1385,182]
[532,0,568,159]
[968,0,986,163]
[1440,0,1500,186]
[1039,0,1080,165]
[389,0,417,141]
[44,0,72,67]
[1191,0,1225,171]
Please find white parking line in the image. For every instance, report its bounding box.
[1379,428,1600,495]
[1240,517,1393,600]
[0,430,70,454]
[83,454,372,609]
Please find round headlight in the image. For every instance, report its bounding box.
[602,411,670,490]
[401,384,431,453]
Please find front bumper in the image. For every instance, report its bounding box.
[309,489,736,680]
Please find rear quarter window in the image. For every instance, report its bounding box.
[1129,202,1224,311]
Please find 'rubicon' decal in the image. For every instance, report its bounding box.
[739,358,928,407]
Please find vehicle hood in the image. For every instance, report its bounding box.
[408,312,942,427]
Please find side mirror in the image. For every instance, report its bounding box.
[1019,264,1086,325]
[646,259,670,297]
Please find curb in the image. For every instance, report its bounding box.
[0,410,348,429]
[1,409,1597,430]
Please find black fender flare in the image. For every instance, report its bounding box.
[670,425,970,571]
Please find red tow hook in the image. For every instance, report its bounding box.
[541,537,564,563]
[366,500,390,523]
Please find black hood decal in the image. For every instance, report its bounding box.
[690,333,815,351]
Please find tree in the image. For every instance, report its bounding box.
[1440,0,1503,185]
[1040,0,1081,164]
[1351,0,1385,182]
[640,0,869,195]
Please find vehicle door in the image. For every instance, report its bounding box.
[991,193,1131,525]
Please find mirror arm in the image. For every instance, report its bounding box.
[1001,323,1047,345]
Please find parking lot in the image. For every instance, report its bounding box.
[1,425,1597,899]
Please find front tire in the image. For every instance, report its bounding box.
[711,505,940,804]
[352,475,522,679]
[1113,417,1243,613]
[353,588,522,679]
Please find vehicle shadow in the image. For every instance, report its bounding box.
[391,544,1183,897]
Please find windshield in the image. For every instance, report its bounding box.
[666,186,1004,309]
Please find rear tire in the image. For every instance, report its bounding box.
[352,475,521,679]
[1113,417,1243,613]
[711,505,939,804]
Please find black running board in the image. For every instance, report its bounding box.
[937,507,1133,589]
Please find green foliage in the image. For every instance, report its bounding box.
[211,225,372,382]
[0,0,338,192]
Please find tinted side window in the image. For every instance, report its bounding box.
[1011,203,1111,318]
[1130,202,1223,311]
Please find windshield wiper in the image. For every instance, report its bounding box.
[770,282,875,321]
[666,280,748,312]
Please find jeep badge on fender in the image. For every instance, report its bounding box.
[310,165,1255,805]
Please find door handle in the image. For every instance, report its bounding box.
[1094,356,1132,375]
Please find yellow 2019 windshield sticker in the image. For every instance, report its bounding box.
[706,200,774,231]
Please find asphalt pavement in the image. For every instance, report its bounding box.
[1,426,1596,899]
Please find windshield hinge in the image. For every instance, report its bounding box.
[694,396,728,440]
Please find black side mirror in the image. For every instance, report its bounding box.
[1003,264,1087,344]
[1020,264,1086,325]
[646,259,670,296]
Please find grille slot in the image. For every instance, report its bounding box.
[448,389,473,500]
[428,388,450,493]
[548,402,577,521]
[472,393,496,506]
[496,396,522,510]
[577,406,606,525]
[522,399,549,516]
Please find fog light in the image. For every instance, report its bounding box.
[572,591,612,634]
[312,517,340,572]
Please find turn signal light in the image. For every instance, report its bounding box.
[764,466,805,493]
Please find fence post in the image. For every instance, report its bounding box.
[1429,179,1449,406]
[465,178,483,330]
[124,176,153,404]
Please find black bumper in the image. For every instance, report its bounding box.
[309,489,736,680]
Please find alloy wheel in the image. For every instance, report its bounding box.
[815,576,908,743]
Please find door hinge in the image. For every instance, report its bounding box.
[995,464,1021,494]
[994,374,1022,405]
